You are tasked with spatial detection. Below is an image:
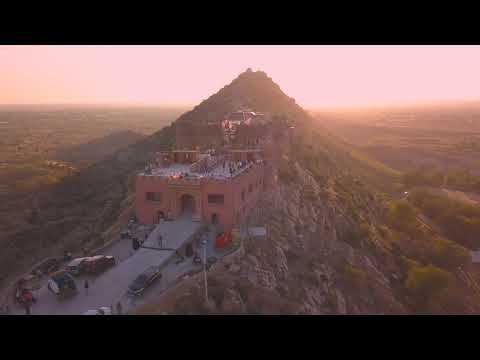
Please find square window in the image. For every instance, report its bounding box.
[146,192,162,202]
[208,194,224,204]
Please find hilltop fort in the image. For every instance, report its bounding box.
[135,110,294,233]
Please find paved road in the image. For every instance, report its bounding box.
[121,228,223,313]
[15,216,202,315]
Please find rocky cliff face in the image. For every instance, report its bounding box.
[240,160,407,314]
[158,152,409,315]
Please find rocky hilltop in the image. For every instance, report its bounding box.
[137,117,410,314]
[4,69,478,314]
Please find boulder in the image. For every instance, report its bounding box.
[220,289,246,314]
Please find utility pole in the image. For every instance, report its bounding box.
[203,240,208,304]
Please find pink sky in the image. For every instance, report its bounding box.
[1,45,480,108]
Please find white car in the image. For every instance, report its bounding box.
[66,257,89,276]
[82,306,112,315]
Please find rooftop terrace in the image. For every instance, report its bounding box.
[139,158,261,181]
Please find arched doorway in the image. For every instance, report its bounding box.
[157,211,165,223]
[185,243,194,257]
[180,194,195,217]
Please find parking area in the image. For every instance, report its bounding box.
[9,216,204,315]
[120,227,239,313]
[5,216,244,315]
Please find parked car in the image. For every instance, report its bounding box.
[47,270,77,299]
[66,257,89,276]
[82,306,112,315]
[82,255,116,275]
[128,266,162,296]
[83,310,99,315]
[175,255,185,265]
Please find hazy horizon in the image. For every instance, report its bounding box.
[2,98,480,112]
[3,45,480,108]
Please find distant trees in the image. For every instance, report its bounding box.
[403,166,444,188]
[403,166,480,194]
[410,189,480,249]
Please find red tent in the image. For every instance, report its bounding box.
[215,232,232,249]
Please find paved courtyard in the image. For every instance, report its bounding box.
[11,215,203,315]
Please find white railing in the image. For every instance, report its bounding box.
[189,154,226,174]
[167,177,201,186]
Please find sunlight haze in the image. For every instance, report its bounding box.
[2,45,480,108]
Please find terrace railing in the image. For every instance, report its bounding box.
[166,177,201,187]
[189,154,226,174]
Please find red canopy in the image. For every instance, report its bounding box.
[215,232,232,249]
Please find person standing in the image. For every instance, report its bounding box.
[116,301,123,315]
[84,279,89,296]
[132,237,140,251]
[158,235,163,248]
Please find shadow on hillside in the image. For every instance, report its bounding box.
[54,130,145,167]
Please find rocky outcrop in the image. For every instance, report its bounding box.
[191,157,410,315]
[220,288,246,314]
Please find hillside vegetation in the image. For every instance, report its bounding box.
[3,71,480,314]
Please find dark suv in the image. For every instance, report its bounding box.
[128,266,162,296]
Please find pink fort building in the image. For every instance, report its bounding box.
[134,111,285,232]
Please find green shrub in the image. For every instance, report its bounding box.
[410,189,480,249]
[358,222,371,239]
[430,237,471,270]
[341,226,363,248]
[387,200,417,232]
[344,264,368,287]
[405,264,453,307]
[401,256,421,271]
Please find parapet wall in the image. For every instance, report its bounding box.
[175,122,223,149]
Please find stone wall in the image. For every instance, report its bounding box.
[175,122,223,149]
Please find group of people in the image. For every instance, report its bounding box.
[171,171,195,180]
[224,159,253,176]
[158,210,172,222]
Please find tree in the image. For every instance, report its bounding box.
[405,264,452,310]
[358,222,371,239]
[430,237,471,270]
[387,200,417,233]
[344,264,368,289]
